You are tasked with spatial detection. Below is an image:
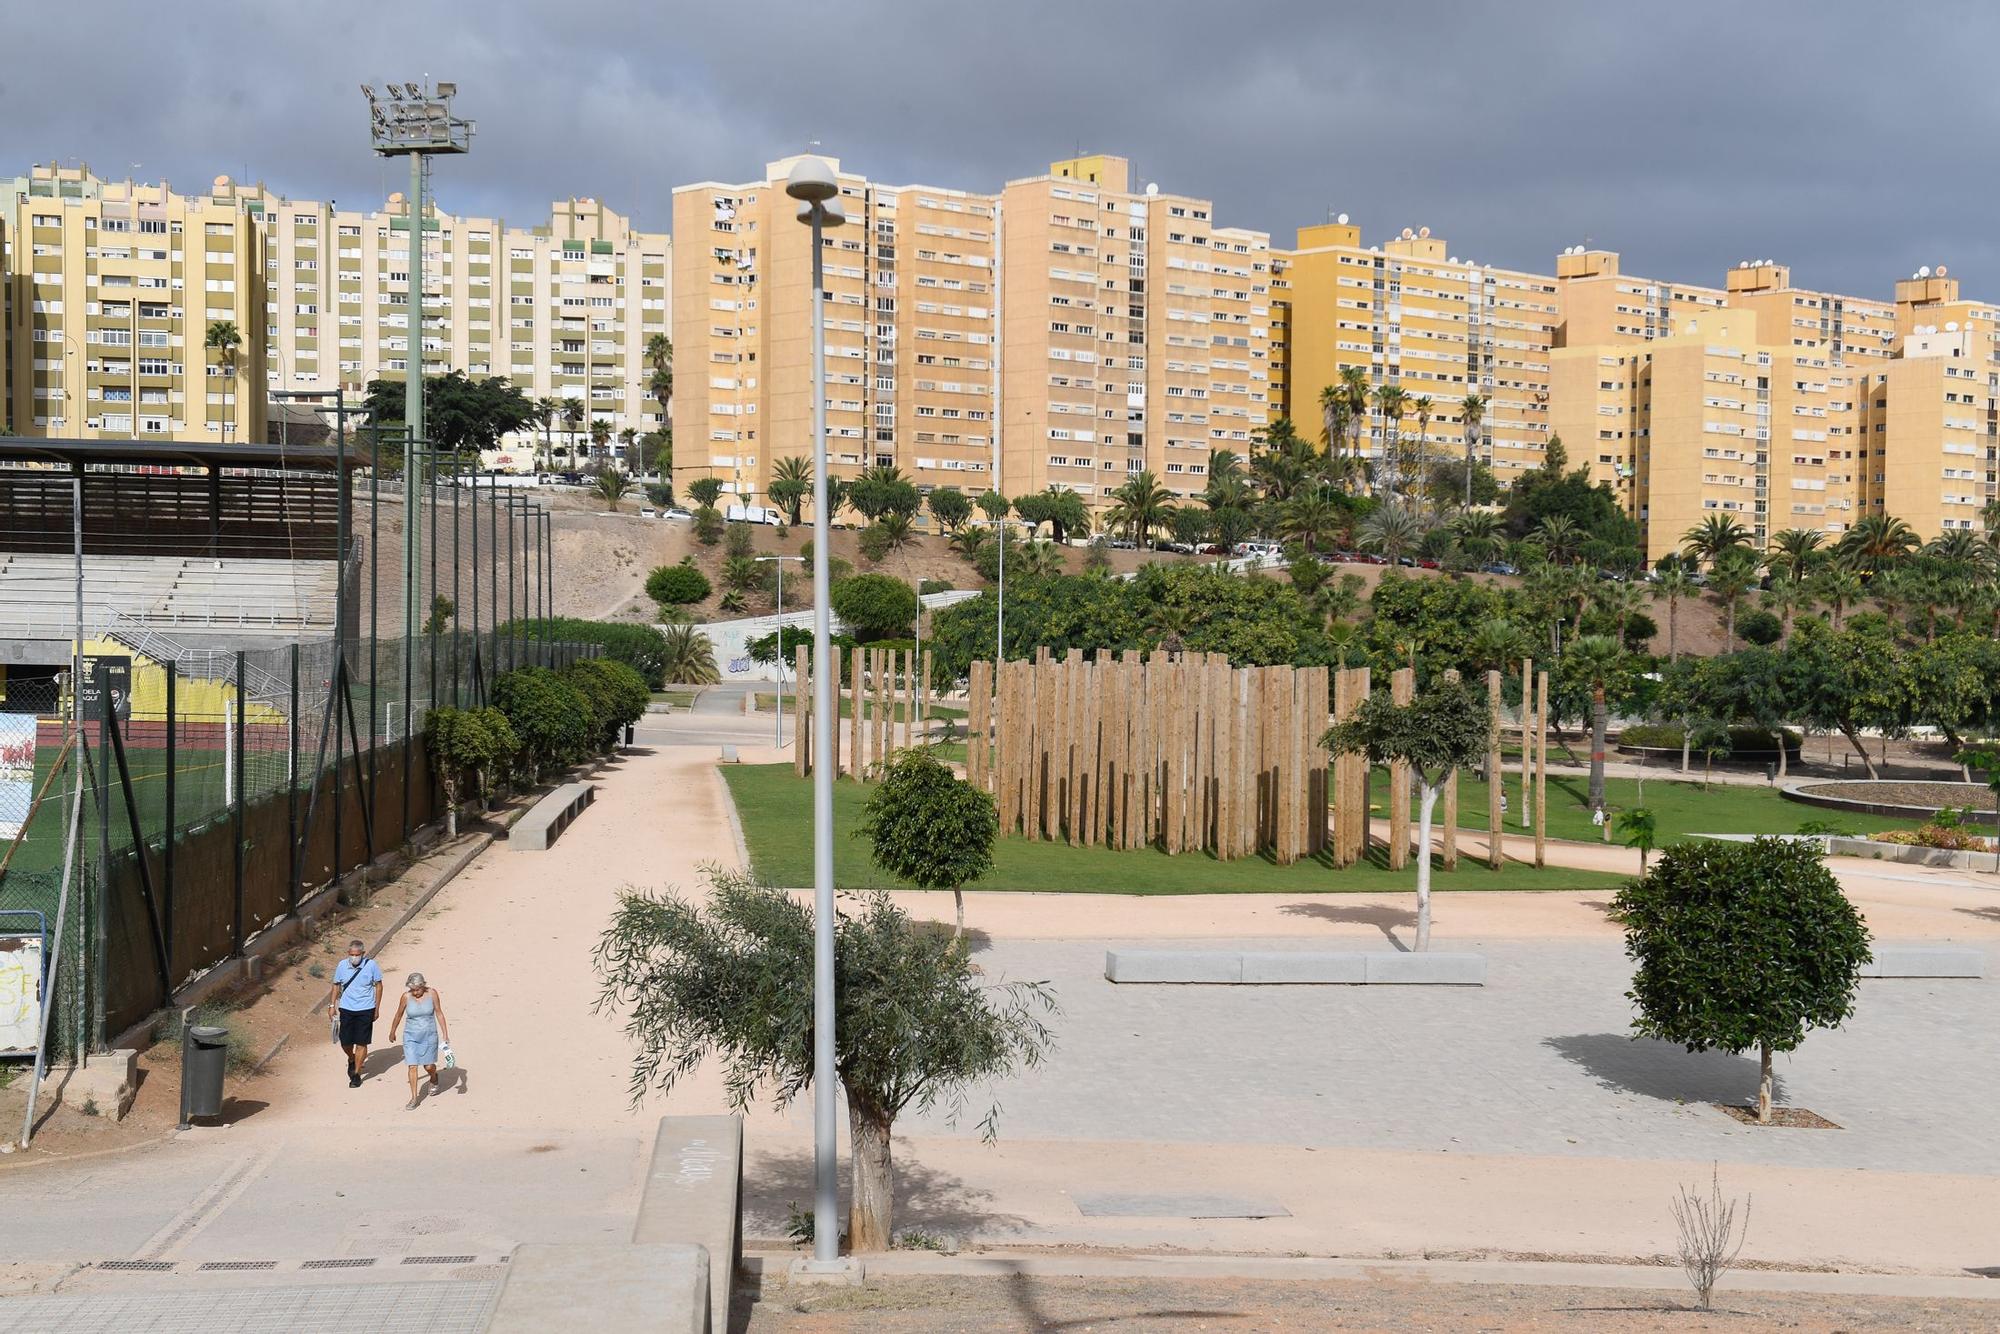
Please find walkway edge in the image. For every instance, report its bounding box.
[745,1248,2000,1302]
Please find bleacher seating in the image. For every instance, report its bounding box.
[0,553,341,638]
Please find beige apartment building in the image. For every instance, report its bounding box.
[1276,220,1560,488]
[2,165,267,443]
[219,181,670,455]
[672,153,1270,519]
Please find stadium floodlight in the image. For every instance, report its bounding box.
[364,79,473,735]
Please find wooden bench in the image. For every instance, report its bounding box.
[507,781,595,851]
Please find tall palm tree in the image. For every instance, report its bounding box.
[1452,510,1503,567]
[205,320,242,444]
[1278,494,1342,553]
[1371,384,1408,501]
[1766,527,1826,580]
[561,397,586,461]
[534,396,560,471]
[1338,366,1371,494]
[1360,504,1425,563]
[1708,549,1760,649]
[589,417,613,462]
[617,426,638,470]
[1760,573,1814,643]
[1409,396,1435,516]
[1206,448,1244,488]
[1459,393,1487,509]
[645,332,674,483]
[1566,634,1627,812]
[1924,528,1992,581]
[1105,470,1175,549]
[1533,514,1585,565]
[1681,514,1752,570]
[1316,383,1348,476]
[1838,513,1919,576]
[1650,563,1695,661]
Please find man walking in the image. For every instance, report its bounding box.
[326,940,383,1088]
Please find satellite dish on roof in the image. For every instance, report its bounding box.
[1919,266,1932,277]
[1739,260,1750,269]
[1947,321,1959,331]
[1145,182,1158,196]
[1336,212,1349,225]
[1418,226,1431,238]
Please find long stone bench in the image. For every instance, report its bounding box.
[632,1115,744,1326]
[507,781,595,852]
[1862,946,1985,978]
[1105,949,1486,986]
[486,1243,707,1333]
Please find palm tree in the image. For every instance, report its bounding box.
[1567,634,1627,812]
[1359,504,1425,563]
[1681,514,1752,570]
[1591,578,1647,641]
[561,397,586,460]
[1316,383,1348,475]
[1278,494,1342,553]
[1017,539,1066,579]
[1338,366,1371,494]
[589,418,613,462]
[1409,396,1435,516]
[1810,564,1864,629]
[1766,527,1826,580]
[660,623,720,684]
[645,332,674,482]
[1760,573,1813,643]
[1250,420,1316,503]
[1650,563,1695,661]
[595,468,631,512]
[1924,528,1992,581]
[205,320,242,443]
[617,426,639,470]
[534,396,560,471]
[1459,393,1487,509]
[1533,514,1585,566]
[1469,618,1529,680]
[1708,549,1760,649]
[1452,510,1504,567]
[1206,448,1244,488]
[1371,384,1408,501]
[1105,470,1175,549]
[769,455,813,526]
[1838,513,1919,575]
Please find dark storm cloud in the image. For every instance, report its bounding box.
[8,2,1996,298]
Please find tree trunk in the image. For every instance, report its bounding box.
[1777,731,1788,783]
[1837,722,1881,779]
[1588,686,1608,811]
[442,774,459,839]
[1415,782,1438,952]
[1681,727,1691,775]
[1757,1041,1774,1124]
[847,1094,895,1253]
[952,887,964,942]
[1668,597,1678,662]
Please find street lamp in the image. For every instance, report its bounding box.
[786,155,849,1277]
[755,555,805,748]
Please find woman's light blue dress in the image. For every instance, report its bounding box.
[401,991,439,1065]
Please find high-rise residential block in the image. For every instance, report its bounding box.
[672,153,1270,520]
[2,164,267,443]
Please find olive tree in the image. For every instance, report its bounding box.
[860,748,997,939]
[1613,837,1871,1124]
[595,867,1057,1252]
[1325,678,1494,950]
[424,706,518,837]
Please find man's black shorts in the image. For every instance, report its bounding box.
[338,1007,377,1046]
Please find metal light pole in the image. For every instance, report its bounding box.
[364,80,472,731]
[787,157,847,1272]
[755,555,805,748]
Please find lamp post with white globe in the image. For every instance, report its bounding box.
[785,156,849,1274]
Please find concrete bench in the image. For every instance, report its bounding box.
[1862,946,1985,978]
[507,781,595,851]
[1105,949,1486,986]
[632,1116,743,1328]
[486,1242,707,1333]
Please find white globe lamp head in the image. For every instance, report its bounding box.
[785,157,839,203]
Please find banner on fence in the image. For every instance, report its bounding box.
[0,934,44,1055]
[0,713,35,840]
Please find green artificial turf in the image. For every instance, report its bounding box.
[721,763,1623,894]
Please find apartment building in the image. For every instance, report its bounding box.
[222,180,671,452]
[672,153,1270,518]
[1278,221,1560,488]
[1,165,267,443]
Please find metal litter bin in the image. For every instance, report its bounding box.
[182,1024,229,1123]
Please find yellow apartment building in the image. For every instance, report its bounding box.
[1277,220,1558,489]
[2,165,266,443]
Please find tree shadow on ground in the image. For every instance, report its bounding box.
[1277,902,1415,951]
[1954,906,2000,924]
[910,920,996,955]
[1543,1033,1784,1105]
[741,1143,1027,1245]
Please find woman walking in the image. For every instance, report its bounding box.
[386,972,450,1110]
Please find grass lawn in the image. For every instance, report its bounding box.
[1374,768,1920,845]
[653,688,701,708]
[721,764,1623,895]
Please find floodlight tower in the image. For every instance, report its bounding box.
[363,80,472,668]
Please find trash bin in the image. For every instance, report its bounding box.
[183,1024,229,1121]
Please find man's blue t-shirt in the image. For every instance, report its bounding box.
[335,958,382,1010]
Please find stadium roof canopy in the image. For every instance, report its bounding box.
[0,436,362,471]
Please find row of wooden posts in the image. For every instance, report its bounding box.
[789,643,1556,869]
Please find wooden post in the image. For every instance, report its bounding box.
[1388,666,1414,869]
[788,648,804,784]
[998,661,1020,832]
[1519,656,1534,828]
[1535,668,1550,868]
[1308,665,1331,856]
[967,660,991,791]
[848,646,864,782]
[1441,668,1460,870]
[1487,669,1504,869]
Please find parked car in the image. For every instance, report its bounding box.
[662,507,694,521]
[1480,561,1518,576]
[1197,542,1229,555]
[1415,557,1441,570]
[1107,538,1138,550]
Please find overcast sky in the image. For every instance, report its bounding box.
[9,2,1994,299]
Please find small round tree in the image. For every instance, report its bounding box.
[831,573,917,642]
[860,748,997,939]
[1613,837,1872,1124]
[1325,677,1493,950]
[425,705,517,837]
[595,868,1057,1253]
[646,560,711,611]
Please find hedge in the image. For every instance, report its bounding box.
[1619,723,1801,755]
[507,617,668,689]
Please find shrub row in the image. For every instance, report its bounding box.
[504,618,670,689]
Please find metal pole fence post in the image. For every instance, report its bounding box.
[163,666,177,981]
[288,645,300,914]
[232,651,246,955]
